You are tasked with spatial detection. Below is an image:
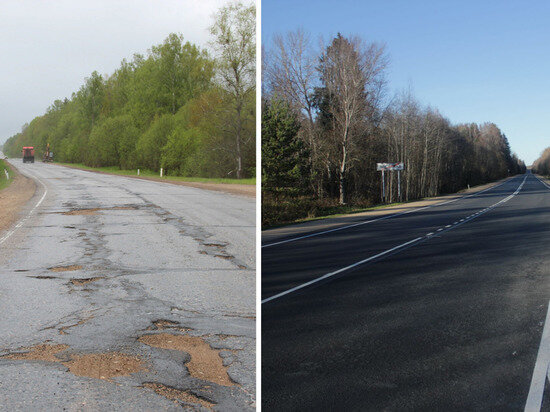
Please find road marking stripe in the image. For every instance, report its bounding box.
[0,170,48,246]
[524,173,550,411]
[262,174,527,304]
[262,179,511,248]
[525,302,550,412]
[261,237,423,304]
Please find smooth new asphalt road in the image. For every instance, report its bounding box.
[262,171,550,411]
[0,160,255,410]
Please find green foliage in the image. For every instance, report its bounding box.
[0,160,13,191]
[136,114,175,170]
[88,115,138,169]
[3,3,255,180]
[209,1,256,179]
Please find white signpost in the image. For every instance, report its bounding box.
[377,162,404,202]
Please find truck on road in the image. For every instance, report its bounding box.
[22,147,34,163]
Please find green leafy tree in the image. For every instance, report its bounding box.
[209,1,255,178]
[136,114,175,170]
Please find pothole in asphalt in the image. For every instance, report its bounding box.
[64,352,145,381]
[2,343,144,381]
[203,243,227,249]
[69,277,104,286]
[63,209,100,216]
[2,344,68,362]
[30,275,58,280]
[143,383,215,409]
[49,265,82,272]
[146,319,193,332]
[61,206,138,216]
[217,334,241,341]
[138,333,235,387]
[214,254,234,260]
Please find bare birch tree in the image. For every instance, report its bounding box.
[319,34,387,204]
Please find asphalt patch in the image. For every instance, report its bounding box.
[138,333,235,387]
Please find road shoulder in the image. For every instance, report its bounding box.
[262,176,513,244]
[55,163,255,198]
[0,160,36,234]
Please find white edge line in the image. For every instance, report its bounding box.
[524,172,550,411]
[262,178,511,248]
[525,301,550,412]
[261,236,422,304]
[0,168,48,245]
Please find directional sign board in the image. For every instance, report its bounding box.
[377,162,404,171]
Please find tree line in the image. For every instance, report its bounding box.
[3,2,255,179]
[533,148,550,175]
[262,31,525,226]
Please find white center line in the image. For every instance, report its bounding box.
[262,174,527,304]
[261,237,423,304]
[262,179,512,248]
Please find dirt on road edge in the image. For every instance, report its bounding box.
[0,161,36,233]
[56,163,255,198]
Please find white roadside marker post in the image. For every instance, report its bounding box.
[4,169,9,180]
[377,162,404,204]
[137,169,140,176]
[160,168,163,177]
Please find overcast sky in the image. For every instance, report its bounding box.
[0,0,229,144]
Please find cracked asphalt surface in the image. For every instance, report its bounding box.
[0,160,255,410]
[262,172,550,410]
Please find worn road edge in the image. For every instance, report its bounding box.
[55,163,255,198]
[0,160,41,245]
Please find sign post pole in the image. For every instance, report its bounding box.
[398,170,401,202]
[381,169,385,203]
[377,162,404,204]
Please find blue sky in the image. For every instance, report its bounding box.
[262,0,550,165]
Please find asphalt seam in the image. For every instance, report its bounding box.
[262,178,512,248]
[262,174,528,304]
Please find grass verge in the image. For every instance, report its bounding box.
[55,163,255,185]
[262,195,408,229]
[0,159,14,191]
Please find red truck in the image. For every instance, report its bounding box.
[22,147,35,163]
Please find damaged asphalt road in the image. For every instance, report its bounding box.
[0,161,255,410]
